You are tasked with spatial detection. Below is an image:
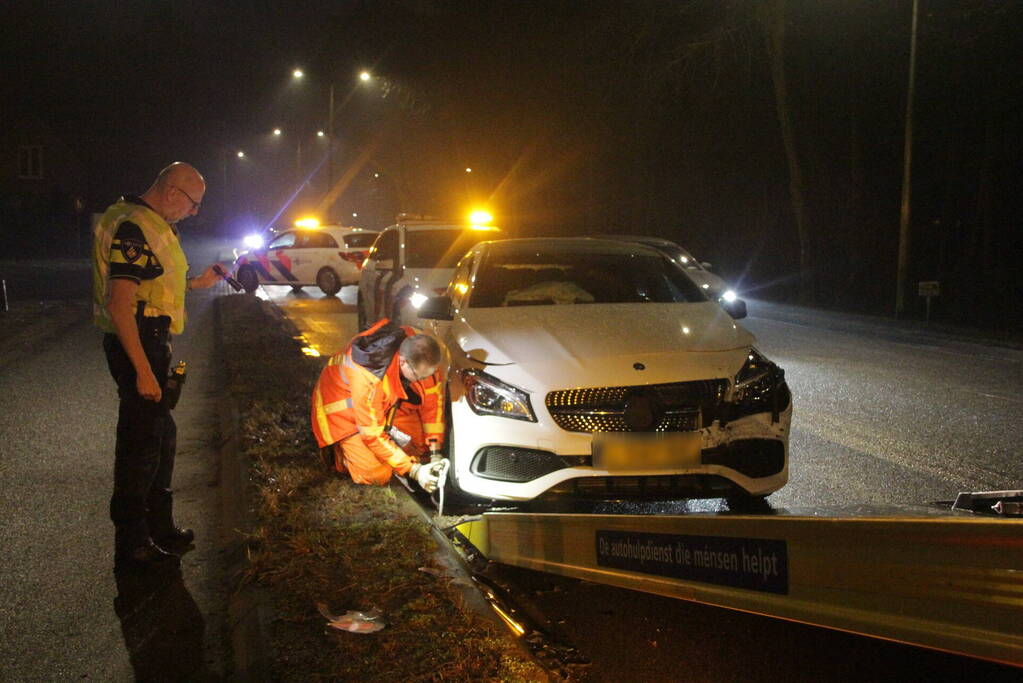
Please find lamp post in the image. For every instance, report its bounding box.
[290,68,379,221]
[895,0,919,317]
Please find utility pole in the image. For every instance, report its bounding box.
[895,0,919,317]
[328,83,335,218]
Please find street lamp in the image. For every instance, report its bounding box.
[293,69,304,79]
[273,128,282,136]
[317,130,325,137]
[236,150,245,158]
[465,167,473,173]
[359,70,372,83]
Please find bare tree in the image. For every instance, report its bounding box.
[759,0,813,303]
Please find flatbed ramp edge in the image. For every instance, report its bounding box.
[454,512,1023,667]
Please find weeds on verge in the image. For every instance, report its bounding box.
[219,295,545,682]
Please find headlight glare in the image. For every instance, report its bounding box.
[242,234,264,249]
[462,369,536,422]
[409,292,429,309]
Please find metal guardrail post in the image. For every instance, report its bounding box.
[1,279,8,312]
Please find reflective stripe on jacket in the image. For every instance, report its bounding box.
[310,319,445,474]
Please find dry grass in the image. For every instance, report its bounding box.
[219,295,546,681]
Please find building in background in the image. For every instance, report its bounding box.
[0,108,89,257]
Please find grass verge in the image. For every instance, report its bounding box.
[218,294,546,681]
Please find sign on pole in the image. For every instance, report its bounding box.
[918,280,939,322]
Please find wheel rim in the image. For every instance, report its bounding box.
[318,269,339,292]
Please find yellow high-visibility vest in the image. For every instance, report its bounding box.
[92,198,189,334]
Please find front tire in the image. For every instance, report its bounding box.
[237,266,258,294]
[317,267,342,296]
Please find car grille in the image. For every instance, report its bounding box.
[470,446,569,482]
[537,474,745,501]
[545,379,729,433]
[701,439,786,478]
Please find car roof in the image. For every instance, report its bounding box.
[593,233,684,250]
[282,225,378,237]
[383,221,502,234]
[475,236,665,257]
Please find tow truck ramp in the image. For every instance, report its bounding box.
[455,511,1023,667]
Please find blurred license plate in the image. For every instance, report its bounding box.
[592,432,702,472]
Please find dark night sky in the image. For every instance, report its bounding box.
[4,1,1022,325]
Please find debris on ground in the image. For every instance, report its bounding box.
[317,603,385,634]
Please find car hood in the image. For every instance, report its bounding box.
[406,267,457,294]
[449,302,755,391]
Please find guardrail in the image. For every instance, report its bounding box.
[455,512,1023,667]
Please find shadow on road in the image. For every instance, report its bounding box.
[114,566,212,681]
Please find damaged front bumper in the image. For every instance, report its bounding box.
[453,395,792,502]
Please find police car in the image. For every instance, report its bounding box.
[356,213,501,329]
[233,220,379,295]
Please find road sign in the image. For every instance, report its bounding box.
[918,281,940,321]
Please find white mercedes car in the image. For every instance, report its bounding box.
[418,237,791,503]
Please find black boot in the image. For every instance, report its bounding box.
[155,526,195,551]
[147,488,195,552]
[115,538,180,572]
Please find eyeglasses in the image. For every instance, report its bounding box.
[400,358,435,383]
[173,185,202,211]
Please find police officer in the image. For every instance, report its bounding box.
[93,162,223,570]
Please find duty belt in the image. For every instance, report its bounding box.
[135,301,171,342]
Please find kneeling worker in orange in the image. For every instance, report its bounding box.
[311,318,447,492]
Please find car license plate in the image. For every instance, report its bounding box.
[592,431,702,472]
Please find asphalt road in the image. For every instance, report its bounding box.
[0,244,230,681]
[253,281,1022,680]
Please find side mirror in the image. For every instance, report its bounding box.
[721,297,747,320]
[418,295,454,321]
[375,258,394,271]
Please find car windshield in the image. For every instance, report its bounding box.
[655,245,704,271]
[405,228,493,269]
[470,245,708,308]
[343,233,378,248]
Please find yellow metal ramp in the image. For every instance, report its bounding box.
[456,512,1023,667]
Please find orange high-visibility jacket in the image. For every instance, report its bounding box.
[310,319,445,474]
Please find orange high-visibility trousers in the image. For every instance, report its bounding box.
[331,403,427,485]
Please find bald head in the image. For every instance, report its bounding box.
[142,162,206,224]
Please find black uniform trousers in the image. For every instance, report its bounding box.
[103,316,176,551]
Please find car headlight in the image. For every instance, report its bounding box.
[721,289,737,302]
[242,233,264,249]
[409,292,429,309]
[462,369,536,422]
[732,348,790,421]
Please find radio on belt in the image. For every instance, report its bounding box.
[162,361,187,409]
